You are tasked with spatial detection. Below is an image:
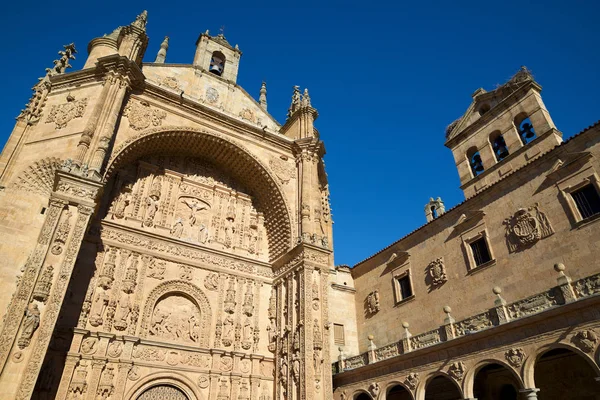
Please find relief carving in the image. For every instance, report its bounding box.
[107,341,123,358]
[448,361,466,380]
[427,257,447,287]
[123,100,167,131]
[239,108,257,123]
[204,273,219,291]
[205,87,219,104]
[97,364,115,399]
[51,210,73,255]
[572,329,598,353]
[80,337,98,354]
[366,291,380,314]
[504,203,554,252]
[179,265,193,281]
[160,76,179,90]
[110,183,133,219]
[505,348,526,367]
[13,157,62,196]
[18,303,40,349]
[369,382,380,398]
[405,372,419,390]
[147,259,166,280]
[45,94,88,129]
[149,295,202,344]
[269,158,295,185]
[68,360,89,397]
[32,265,54,303]
[197,375,209,389]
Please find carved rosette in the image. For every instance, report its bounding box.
[123,100,167,131]
[504,203,553,252]
[45,95,88,129]
[505,348,526,367]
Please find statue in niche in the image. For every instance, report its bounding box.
[170,217,184,238]
[247,227,258,254]
[188,314,200,342]
[242,283,254,316]
[89,287,110,327]
[267,319,277,352]
[367,291,380,314]
[112,183,132,219]
[292,353,300,382]
[314,348,323,375]
[144,193,160,227]
[222,315,234,346]
[242,316,253,349]
[18,303,41,349]
[113,293,131,331]
[198,222,209,244]
[224,279,236,313]
[279,355,288,386]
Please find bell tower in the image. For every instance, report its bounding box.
[193,30,242,83]
[445,67,562,198]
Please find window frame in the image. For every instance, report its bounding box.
[462,228,496,272]
[392,269,415,305]
[333,323,345,346]
[559,173,600,227]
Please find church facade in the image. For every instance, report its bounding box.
[0,11,598,400]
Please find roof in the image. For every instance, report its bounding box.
[353,119,600,269]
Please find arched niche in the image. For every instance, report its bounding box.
[467,362,523,400]
[104,126,293,261]
[421,374,462,400]
[353,391,372,400]
[140,280,212,348]
[386,382,414,400]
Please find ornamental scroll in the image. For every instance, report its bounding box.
[504,203,553,252]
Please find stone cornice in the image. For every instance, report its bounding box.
[96,54,145,89]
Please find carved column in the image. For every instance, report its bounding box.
[11,171,102,400]
[54,354,79,400]
[519,388,540,400]
[113,362,132,400]
[85,358,107,400]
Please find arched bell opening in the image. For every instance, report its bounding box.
[466,146,484,177]
[489,130,509,162]
[472,363,521,400]
[514,113,536,145]
[104,127,293,261]
[534,347,600,399]
[424,375,462,400]
[209,51,225,76]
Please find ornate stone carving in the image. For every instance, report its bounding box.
[32,265,54,303]
[505,348,526,367]
[224,278,236,314]
[405,372,419,390]
[179,265,193,281]
[81,337,98,354]
[369,382,380,398]
[128,365,140,381]
[269,158,295,185]
[107,341,123,358]
[239,108,257,123]
[204,272,219,291]
[97,364,115,399]
[50,210,72,255]
[123,100,167,131]
[111,183,133,219]
[454,312,493,336]
[45,94,88,129]
[197,374,209,389]
[508,290,558,319]
[427,257,447,287]
[242,282,254,316]
[18,303,41,349]
[374,343,399,360]
[572,329,598,353]
[574,273,600,298]
[13,157,62,195]
[504,203,554,252]
[448,361,466,380]
[149,295,201,344]
[366,291,380,314]
[68,360,89,397]
[147,258,166,280]
[206,87,219,104]
[160,76,179,90]
[220,355,233,371]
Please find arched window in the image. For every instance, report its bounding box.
[467,147,484,177]
[209,51,225,76]
[478,103,491,116]
[516,116,536,145]
[490,131,509,161]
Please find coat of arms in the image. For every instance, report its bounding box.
[45,94,88,129]
[504,203,553,252]
[428,257,447,287]
[123,100,167,131]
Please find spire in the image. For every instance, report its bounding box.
[259,81,268,111]
[131,10,148,30]
[154,36,169,63]
[105,27,122,40]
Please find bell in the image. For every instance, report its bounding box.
[209,57,224,76]
[521,123,535,139]
[493,137,509,160]
[498,145,509,159]
[471,154,484,173]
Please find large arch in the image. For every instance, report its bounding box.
[104,126,294,260]
[139,280,212,347]
[416,373,463,400]
[125,371,201,400]
[386,381,414,400]
[353,390,373,400]
[463,359,523,399]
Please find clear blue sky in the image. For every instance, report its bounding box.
[1,1,599,266]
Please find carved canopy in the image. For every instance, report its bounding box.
[104,126,293,260]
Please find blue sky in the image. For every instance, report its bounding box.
[1,1,599,266]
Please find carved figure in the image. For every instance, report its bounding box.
[428,257,448,287]
[147,259,166,280]
[113,293,132,331]
[188,315,200,342]
[572,329,598,353]
[32,265,54,303]
[144,194,160,227]
[448,361,466,380]
[267,319,277,352]
[242,283,254,316]
[183,198,208,226]
[204,273,219,291]
[292,353,300,381]
[505,348,526,367]
[150,309,168,336]
[222,315,235,346]
[369,382,380,398]
[89,287,110,327]
[224,279,236,313]
[81,337,97,354]
[198,223,209,244]
[170,218,184,238]
[405,372,419,390]
[107,341,123,358]
[112,184,132,219]
[18,303,41,349]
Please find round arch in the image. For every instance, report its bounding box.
[385,380,414,400]
[125,371,201,400]
[416,372,463,400]
[104,125,293,260]
[462,359,524,398]
[523,342,600,389]
[139,280,212,347]
[352,390,373,400]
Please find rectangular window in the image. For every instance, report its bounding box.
[397,275,413,299]
[571,184,600,220]
[470,237,492,266]
[333,324,345,345]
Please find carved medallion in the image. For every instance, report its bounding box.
[206,87,219,104]
[161,76,179,90]
[572,329,598,353]
[269,158,296,185]
[128,366,140,381]
[81,337,98,354]
[504,203,553,252]
[220,355,233,371]
[428,257,447,287]
[107,341,123,358]
[198,375,209,389]
[448,361,466,380]
[505,348,525,367]
[123,100,167,131]
[45,95,88,129]
[239,108,256,123]
[405,372,419,390]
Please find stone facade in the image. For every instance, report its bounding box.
[0,12,333,400]
[0,12,599,400]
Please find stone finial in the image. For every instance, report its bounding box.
[259,81,268,111]
[154,36,169,63]
[40,43,77,82]
[493,286,506,306]
[555,263,577,303]
[367,335,376,350]
[443,306,455,324]
[554,263,571,285]
[302,88,311,107]
[131,10,148,29]
[286,86,315,119]
[401,322,411,338]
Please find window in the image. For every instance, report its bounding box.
[470,237,492,267]
[571,184,600,220]
[333,324,345,345]
[478,104,491,116]
[467,147,484,177]
[209,51,225,76]
[393,270,414,304]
